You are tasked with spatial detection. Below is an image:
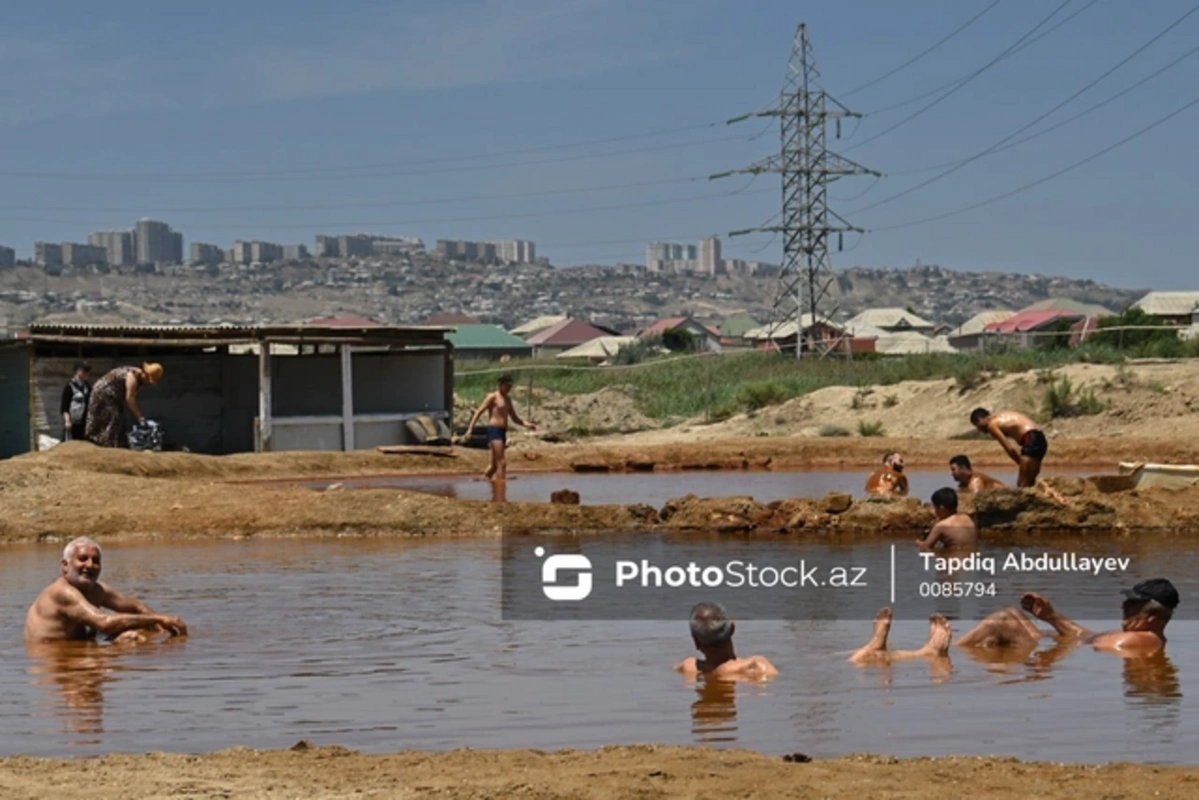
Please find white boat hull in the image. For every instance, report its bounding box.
[1117,462,1199,489]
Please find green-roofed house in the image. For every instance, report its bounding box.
[446,324,534,362]
[714,315,762,348]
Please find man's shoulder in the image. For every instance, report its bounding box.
[673,656,698,673]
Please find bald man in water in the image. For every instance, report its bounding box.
[24,537,187,643]
[674,602,778,679]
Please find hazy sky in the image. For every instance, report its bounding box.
[1,0,1196,288]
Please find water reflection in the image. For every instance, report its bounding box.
[689,677,738,743]
[1123,652,1181,703]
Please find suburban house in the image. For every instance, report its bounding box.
[1020,298,1115,318]
[947,310,1015,351]
[510,315,568,338]
[744,316,872,354]
[445,324,533,361]
[844,308,937,336]
[555,336,640,364]
[1131,292,1199,326]
[523,318,614,357]
[984,310,1086,348]
[871,331,956,355]
[638,316,722,353]
[713,316,761,349]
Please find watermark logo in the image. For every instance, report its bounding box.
[537,546,593,601]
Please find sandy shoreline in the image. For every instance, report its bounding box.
[3,435,1199,546]
[1,744,1196,799]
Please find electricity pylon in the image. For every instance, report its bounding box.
[714,23,879,359]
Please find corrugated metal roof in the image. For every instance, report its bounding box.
[555,336,639,360]
[1132,291,1199,317]
[24,322,451,345]
[524,318,609,346]
[1019,298,1116,317]
[511,315,568,336]
[984,310,1083,333]
[445,324,533,350]
[873,332,956,355]
[844,308,937,331]
[950,310,1015,337]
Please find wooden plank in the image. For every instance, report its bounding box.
[375,445,457,457]
[340,344,355,452]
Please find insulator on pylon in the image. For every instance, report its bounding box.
[838,232,843,251]
[836,119,841,138]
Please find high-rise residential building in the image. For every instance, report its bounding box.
[35,242,63,266]
[283,244,309,261]
[231,240,284,264]
[314,235,337,257]
[646,240,698,272]
[491,239,535,264]
[0,245,14,268]
[338,234,373,258]
[62,243,108,266]
[190,242,224,265]
[699,236,722,276]
[88,230,137,266]
[135,218,183,264]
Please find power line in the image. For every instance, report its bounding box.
[862,0,1100,117]
[0,174,707,214]
[0,133,755,184]
[29,181,774,231]
[841,0,1003,97]
[853,3,1199,214]
[843,0,1074,153]
[869,94,1199,232]
[885,39,1199,177]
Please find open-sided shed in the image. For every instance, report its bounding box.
[11,322,453,456]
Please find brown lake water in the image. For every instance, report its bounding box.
[1,535,1194,762]
[297,467,1098,506]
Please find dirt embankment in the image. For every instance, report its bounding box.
[3,440,1199,546]
[1,744,1195,800]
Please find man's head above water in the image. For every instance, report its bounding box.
[689,601,734,651]
[1121,578,1179,634]
[883,451,905,473]
[61,536,102,589]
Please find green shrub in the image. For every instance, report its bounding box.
[858,420,886,437]
[882,393,899,408]
[1042,376,1108,418]
[737,380,790,412]
[818,424,851,437]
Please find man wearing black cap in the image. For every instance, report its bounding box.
[955,578,1178,655]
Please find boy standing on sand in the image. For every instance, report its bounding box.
[464,375,537,482]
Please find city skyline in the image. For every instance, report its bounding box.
[1,2,1197,287]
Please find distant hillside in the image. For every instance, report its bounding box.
[0,257,1147,332]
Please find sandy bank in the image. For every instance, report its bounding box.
[1,744,1195,799]
[1,438,1198,545]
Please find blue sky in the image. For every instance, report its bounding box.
[1,0,1196,289]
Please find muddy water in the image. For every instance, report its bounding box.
[1,537,1194,762]
[299,467,1098,506]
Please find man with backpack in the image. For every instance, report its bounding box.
[60,362,92,442]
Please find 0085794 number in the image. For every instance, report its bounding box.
[918,582,997,598]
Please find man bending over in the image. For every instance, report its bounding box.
[969,408,1047,488]
[25,537,188,643]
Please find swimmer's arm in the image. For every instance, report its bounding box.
[96,582,153,615]
[987,422,1022,463]
[916,524,944,551]
[508,404,536,431]
[464,393,495,433]
[57,589,183,637]
[750,656,779,677]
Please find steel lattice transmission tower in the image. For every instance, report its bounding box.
[715,24,878,359]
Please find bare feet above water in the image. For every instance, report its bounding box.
[848,608,893,663]
[849,609,952,664]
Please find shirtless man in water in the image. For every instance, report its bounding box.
[956,579,1177,656]
[24,537,187,643]
[970,408,1047,488]
[463,374,537,482]
[916,487,978,552]
[864,451,909,497]
[674,602,778,679]
[948,454,1004,493]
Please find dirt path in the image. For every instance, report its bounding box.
[1,744,1194,799]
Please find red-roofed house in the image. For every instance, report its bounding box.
[524,318,612,357]
[638,316,722,353]
[984,310,1084,348]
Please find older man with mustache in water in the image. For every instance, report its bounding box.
[24,537,187,644]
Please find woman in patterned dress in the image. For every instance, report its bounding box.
[84,363,163,448]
